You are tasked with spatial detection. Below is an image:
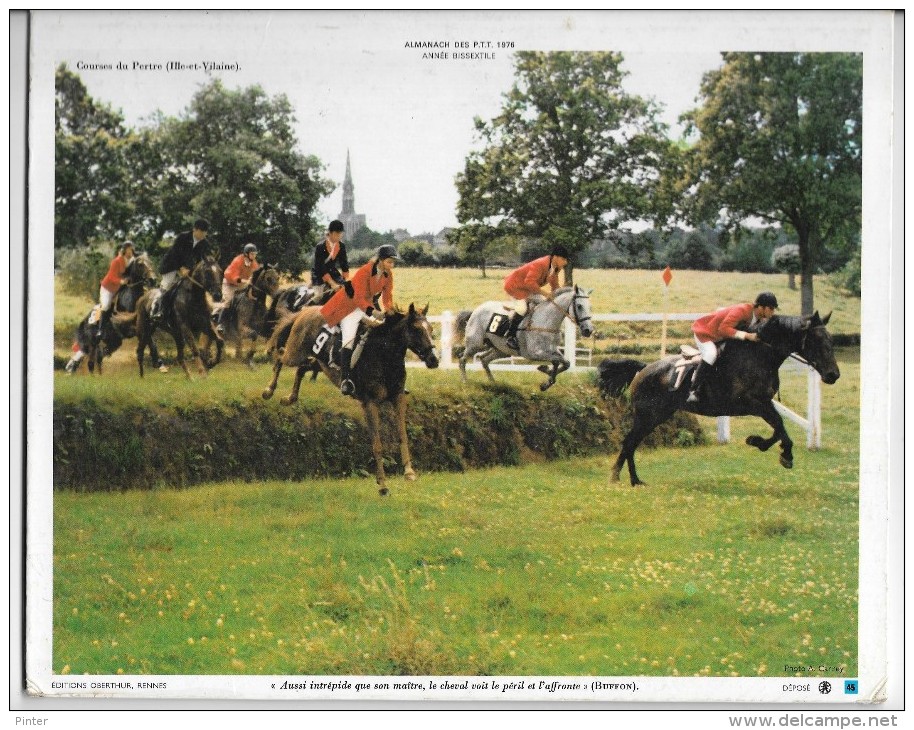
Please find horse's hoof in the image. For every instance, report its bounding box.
[280,396,295,406]
[746,435,765,450]
[539,382,552,392]
[631,479,646,487]
[610,470,620,483]
[780,455,794,469]
[262,389,274,400]
[379,487,389,497]
[158,365,169,373]
[405,470,417,482]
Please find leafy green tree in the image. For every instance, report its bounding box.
[350,226,396,252]
[447,224,519,278]
[55,64,137,249]
[679,52,862,314]
[154,80,333,272]
[455,51,675,282]
[772,243,802,290]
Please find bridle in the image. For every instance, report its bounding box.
[527,288,592,335]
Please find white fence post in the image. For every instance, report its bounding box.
[440,310,453,369]
[717,417,731,444]
[564,318,577,370]
[808,369,822,449]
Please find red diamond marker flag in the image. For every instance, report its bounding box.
[662,266,672,286]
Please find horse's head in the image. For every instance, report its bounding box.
[127,254,157,289]
[405,303,439,369]
[759,311,840,385]
[193,256,224,302]
[800,311,840,384]
[253,265,281,296]
[570,285,595,338]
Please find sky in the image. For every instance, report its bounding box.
[37,10,731,237]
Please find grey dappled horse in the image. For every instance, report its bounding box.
[458,285,595,391]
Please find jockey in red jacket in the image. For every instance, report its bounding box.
[686,291,778,403]
[502,244,570,350]
[320,244,397,395]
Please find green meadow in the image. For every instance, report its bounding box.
[51,267,861,677]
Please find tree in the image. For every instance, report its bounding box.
[55,64,137,249]
[679,52,862,314]
[771,243,802,290]
[447,224,519,278]
[154,80,333,273]
[455,52,675,282]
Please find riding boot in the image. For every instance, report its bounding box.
[215,307,226,336]
[686,361,712,403]
[505,312,522,351]
[340,347,356,396]
[97,308,111,339]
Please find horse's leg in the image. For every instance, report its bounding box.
[479,348,502,382]
[611,403,674,487]
[136,332,148,378]
[539,357,569,392]
[363,400,388,495]
[394,392,416,483]
[172,328,193,379]
[746,400,794,468]
[262,359,283,399]
[280,365,308,406]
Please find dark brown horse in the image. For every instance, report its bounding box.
[217,264,281,368]
[262,304,440,494]
[66,253,157,374]
[611,312,840,486]
[133,256,224,378]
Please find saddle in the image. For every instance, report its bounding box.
[669,345,702,391]
[670,342,728,390]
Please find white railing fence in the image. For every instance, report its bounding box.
[428,311,823,450]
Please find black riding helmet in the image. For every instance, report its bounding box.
[377,244,400,260]
[243,243,258,254]
[754,292,779,309]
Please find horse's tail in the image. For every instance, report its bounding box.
[265,310,298,358]
[597,358,646,398]
[454,309,472,343]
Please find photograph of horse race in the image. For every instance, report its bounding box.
[33,10,892,702]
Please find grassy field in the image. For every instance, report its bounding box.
[50,267,861,678]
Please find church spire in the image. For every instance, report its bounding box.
[337,149,366,239]
[341,149,355,216]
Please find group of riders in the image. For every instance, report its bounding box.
[67,216,782,403]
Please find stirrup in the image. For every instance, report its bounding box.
[505,335,519,350]
[341,379,355,396]
[686,390,699,403]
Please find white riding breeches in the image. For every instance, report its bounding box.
[99,287,116,311]
[694,335,719,365]
[340,308,365,349]
[160,270,179,289]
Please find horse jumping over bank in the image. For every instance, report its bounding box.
[610,312,841,486]
[262,304,440,494]
[457,285,595,391]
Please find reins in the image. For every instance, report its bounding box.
[525,290,591,335]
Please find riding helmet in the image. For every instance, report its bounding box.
[243,243,258,254]
[754,292,779,309]
[550,244,570,260]
[328,220,345,233]
[121,240,135,253]
[377,244,400,260]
